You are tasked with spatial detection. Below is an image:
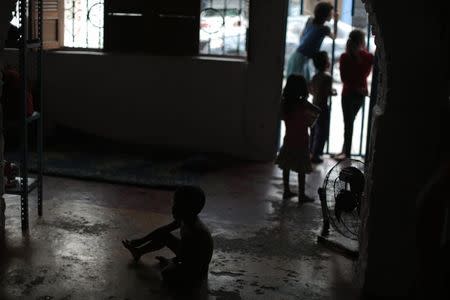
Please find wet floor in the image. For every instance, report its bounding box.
[1,158,359,299]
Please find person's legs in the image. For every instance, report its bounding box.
[138,233,180,255]
[282,169,296,199]
[286,52,309,79]
[297,171,313,204]
[303,58,311,82]
[298,171,305,199]
[162,263,203,298]
[342,94,363,157]
[162,262,183,285]
[341,95,353,157]
[310,123,318,156]
[286,52,302,77]
[311,108,330,160]
[286,53,296,77]
[319,109,331,156]
[125,235,151,248]
[346,95,363,156]
[161,233,181,255]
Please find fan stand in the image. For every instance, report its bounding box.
[317,188,359,260]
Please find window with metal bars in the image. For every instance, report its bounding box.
[200,0,249,57]
[64,0,104,49]
[10,0,250,57]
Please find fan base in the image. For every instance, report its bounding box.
[317,234,359,260]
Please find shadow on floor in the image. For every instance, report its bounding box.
[127,261,211,300]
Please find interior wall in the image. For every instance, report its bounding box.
[359,0,449,297]
[3,0,289,161]
[45,53,248,156]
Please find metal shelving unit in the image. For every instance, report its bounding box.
[5,0,44,231]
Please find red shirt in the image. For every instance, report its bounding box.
[339,50,374,96]
[283,102,309,149]
[1,69,34,117]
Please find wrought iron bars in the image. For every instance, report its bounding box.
[199,0,249,57]
[64,0,104,48]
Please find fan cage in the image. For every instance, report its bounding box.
[321,159,365,240]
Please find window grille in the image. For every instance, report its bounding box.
[200,0,249,57]
[64,0,104,49]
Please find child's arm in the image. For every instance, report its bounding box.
[138,220,181,243]
[325,75,335,96]
[323,24,335,40]
[304,102,321,127]
[329,12,339,40]
[327,30,336,40]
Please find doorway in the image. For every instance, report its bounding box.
[281,0,376,157]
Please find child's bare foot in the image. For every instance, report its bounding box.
[122,240,141,261]
[155,256,170,268]
[123,239,141,248]
[283,191,297,199]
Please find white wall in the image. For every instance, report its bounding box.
[4,0,289,161]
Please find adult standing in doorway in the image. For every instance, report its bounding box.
[334,29,373,160]
[286,2,336,81]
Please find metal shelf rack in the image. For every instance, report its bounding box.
[5,0,44,231]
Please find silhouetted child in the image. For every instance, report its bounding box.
[276,75,320,204]
[286,1,336,80]
[122,186,213,289]
[310,51,336,164]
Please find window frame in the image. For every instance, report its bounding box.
[13,0,251,60]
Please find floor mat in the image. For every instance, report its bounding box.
[26,151,200,188]
[5,128,232,189]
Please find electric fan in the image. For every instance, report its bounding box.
[318,159,365,241]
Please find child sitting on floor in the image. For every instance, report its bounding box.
[122,186,214,289]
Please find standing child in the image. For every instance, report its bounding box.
[286,2,336,81]
[335,29,374,160]
[276,75,320,204]
[310,51,335,164]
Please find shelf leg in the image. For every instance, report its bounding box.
[0,196,5,234]
[37,0,44,217]
[21,193,29,231]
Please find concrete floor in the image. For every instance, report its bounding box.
[0,158,359,299]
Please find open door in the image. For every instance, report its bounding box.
[282,0,375,157]
[32,0,64,49]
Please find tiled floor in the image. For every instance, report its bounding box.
[0,158,359,299]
